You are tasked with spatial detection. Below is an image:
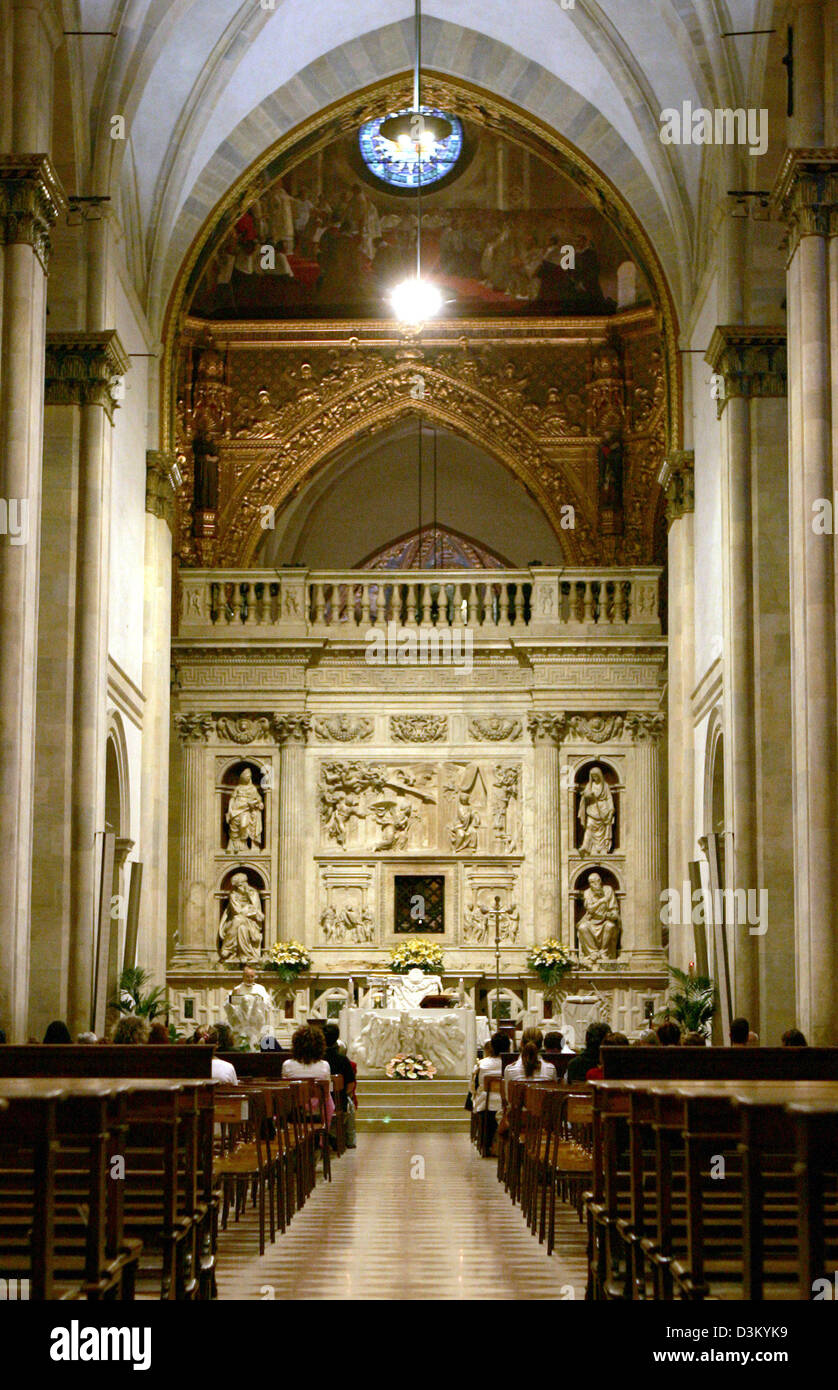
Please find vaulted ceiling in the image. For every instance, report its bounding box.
[60,0,783,334]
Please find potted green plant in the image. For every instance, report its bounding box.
[657,965,717,1036]
[110,966,168,1020]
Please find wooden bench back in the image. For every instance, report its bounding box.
[0,1045,213,1078]
[600,1047,838,1080]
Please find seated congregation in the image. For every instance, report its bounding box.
[0,1017,356,1299]
[469,1017,838,1300]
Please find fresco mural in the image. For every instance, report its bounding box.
[188,120,650,322]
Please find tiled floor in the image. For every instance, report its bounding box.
[216,1133,589,1300]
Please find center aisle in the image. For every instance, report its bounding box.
[216,1133,588,1300]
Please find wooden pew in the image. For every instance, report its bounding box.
[789,1098,838,1299]
[588,1051,838,1301]
[0,1048,217,1300]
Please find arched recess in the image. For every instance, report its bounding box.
[160,71,682,459]
[256,419,570,570]
[221,378,595,567]
[703,707,726,889]
[105,712,131,841]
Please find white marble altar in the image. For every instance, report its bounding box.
[341,1005,476,1078]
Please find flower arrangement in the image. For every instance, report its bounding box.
[261,940,311,982]
[527,939,575,989]
[388,938,445,975]
[386,1054,437,1080]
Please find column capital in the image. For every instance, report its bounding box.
[771,148,838,254]
[705,326,787,418]
[0,153,65,271]
[658,450,695,526]
[273,713,311,745]
[45,330,130,423]
[527,712,566,745]
[174,713,215,744]
[146,451,177,531]
[625,712,666,744]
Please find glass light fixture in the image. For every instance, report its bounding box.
[390,276,444,324]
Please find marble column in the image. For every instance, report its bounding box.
[58,333,129,1036]
[274,714,311,942]
[527,713,565,942]
[773,149,838,1043]
[0,0,65,1038]
[705,327,791,1028]
[139,454,176,988]
[660,452,694,973]
[625,714,666,967]
[173,714,215,965]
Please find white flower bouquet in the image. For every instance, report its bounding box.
[262,939,311,982]
[389,938,444,975]
[385,1053,437,1080]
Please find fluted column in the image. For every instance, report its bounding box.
[63,333,130,1035]
[274,714,311,942]
[173,715,215,965]
[0,0,65,1038]
[626,714,666,966]
[660,452,694,971]
[527,713,565,942]
[138,454,176,987]
[773,146,838,1042]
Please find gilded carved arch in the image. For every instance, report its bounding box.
[223,365,593,567]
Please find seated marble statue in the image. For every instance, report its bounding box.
[219,873,264,963]
[389,967,443,1010]
[576,873,621,963]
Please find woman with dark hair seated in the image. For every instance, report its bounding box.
[472,1031,511,1152]
[656,1021,682,1047]
[505,1028,558,1081]
[282,1024,334,1123]
[43,1020,72,1044]
[782,1028,807,1047]
[584,1031,629,1081]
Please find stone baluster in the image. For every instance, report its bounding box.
[527,713,566,941]
[173,715,215,966]
[625,714,666,967]
[274,714,311,943]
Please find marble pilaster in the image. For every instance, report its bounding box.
[660,451,694,972]
[527,713,565,942]
[625,714,666,966]
[274,714,311,942]
[173,714,215,964]
[138,453,176,987]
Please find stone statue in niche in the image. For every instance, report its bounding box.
[226,767,264,853]
[578,767,615,856]
[219,873,265,963]
[598,426,624,513]
[192,435,219,512]
[576,872,621,963]
[492,764,520,852]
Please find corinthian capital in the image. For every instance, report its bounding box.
[625,713,665,743]
[527,712,567,745]
[0,154,66,271]
[771,149,838,256]
[273,713,312,745]
[174,713,215,744]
